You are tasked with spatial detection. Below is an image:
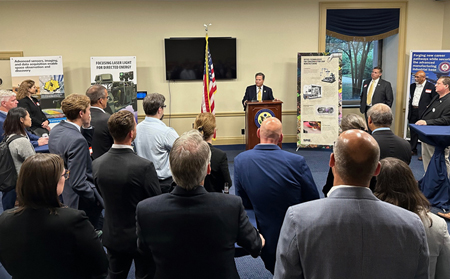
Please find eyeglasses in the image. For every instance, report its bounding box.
[63,169,70,180]
[161,105,167,108]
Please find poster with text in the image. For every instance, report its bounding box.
[403,50,450,138]
[90,56,137,113]
[297,53,342,149]
[10,56,65,109]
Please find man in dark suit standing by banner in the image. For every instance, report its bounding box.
[408,70,437,158]
[86,84,113,160]
[93,110,161,279]
[360,67,394,124]
[242,72,274,110]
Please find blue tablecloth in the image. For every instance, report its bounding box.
[410,124,450,210]
[35,144,49,153]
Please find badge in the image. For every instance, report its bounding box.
[364,84,367,88]
[425,89,431,93]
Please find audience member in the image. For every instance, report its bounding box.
[136,130,264,279]
[408,70,437,158]
[235,117,319,273]
[194,112,232,192]
[0,89,47,147]
[16,80,50,136]
[367,103,412,164]
[242,72,274,110]
[1,107,36,210]
[86,84,113,160]
[48,94,104,229]
[0,153,108,279]
[322,113,367,196]
[416,76,450,172]
[274,129,429,279]
[375,157,450,279]
[93,110,161,279]
[135,93,179,192]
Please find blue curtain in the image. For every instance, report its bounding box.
[327,9,400,41]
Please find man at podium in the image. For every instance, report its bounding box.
[242,72,274,110]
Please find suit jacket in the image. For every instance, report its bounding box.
[234,144,319,273]
[17,96,48,130]
[0,207,108,279]
[48,121,103,209]
[274,187,429,279]
[408,81,437,121]
[203,143,232,192]
[360,78,394,114]
[421,212,450,279]
[90,107,113,160]
[372,129,412,164]
[420,93,450,125]
[136,186,262,279]
[93,147,161,253]
[242,85,274,110]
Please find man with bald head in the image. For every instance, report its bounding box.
[274,129,429,279]
[234,117,319,274]
[408,70,437,158]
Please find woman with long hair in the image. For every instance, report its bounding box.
[1,107,35,210]
[16,79,50,136]
[375,157,450,279]
[322,114,367,196]
[194,112,232,192]
[0,154,108,279]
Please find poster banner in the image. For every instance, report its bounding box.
[297,53,342,149]
[10,56,65,109]
[90,56,137,113]
[403,50,450,138]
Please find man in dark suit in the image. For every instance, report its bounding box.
[360,67,394,125]
[48,94,104,229]
[408,71,437,158]
[136,130,264,279]
[416,76,450,172]
[242,72,274,110]
[274,129,429,279]
[234,117,319,273]
[93,110,161,279]
[367,103,412,164]
[86,84,113,160]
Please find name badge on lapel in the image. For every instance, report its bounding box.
[364,84,368,88]
[425,89,432,93]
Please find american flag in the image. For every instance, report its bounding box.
[201,35,217,114]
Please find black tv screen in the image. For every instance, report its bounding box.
[165,37,236,81]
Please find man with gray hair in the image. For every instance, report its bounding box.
[274,129,429,279]
[136,130,264,279]
[86,84,113,160]
[135,93,178,192]
[367,103,411,164]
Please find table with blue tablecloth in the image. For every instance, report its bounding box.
[409,124,450,210]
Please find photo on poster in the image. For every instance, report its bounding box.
[316,106,335,115]
[90,56,138,114]
[303,84,322,99]
[303,121,322,134]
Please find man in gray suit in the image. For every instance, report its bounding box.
[274,129,429,279]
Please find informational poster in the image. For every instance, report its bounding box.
[297,53,342,149]
[10,56,65,109]
[403,50,450,138]
[90,56,137,113]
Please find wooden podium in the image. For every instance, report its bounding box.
[245,100,283,150]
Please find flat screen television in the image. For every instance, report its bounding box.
[164,37,236,81]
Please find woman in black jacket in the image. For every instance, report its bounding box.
[0,154,108,279]
[16,80,50,136]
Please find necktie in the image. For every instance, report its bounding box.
[366,81,375,106]
[258,88,262,101]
